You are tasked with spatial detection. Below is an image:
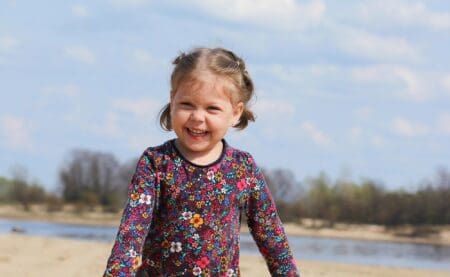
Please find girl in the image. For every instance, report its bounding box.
[104,47,300,276]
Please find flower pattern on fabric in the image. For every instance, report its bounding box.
[170,242,182,253]
[138,193,151,205]
[190,214,204,228]
[104,139,300,277]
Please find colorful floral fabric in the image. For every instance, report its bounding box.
[104,139,300,276]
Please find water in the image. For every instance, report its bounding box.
[1,218,449,271]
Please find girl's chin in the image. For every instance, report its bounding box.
[177,138,221,153]
[178,138,208,151]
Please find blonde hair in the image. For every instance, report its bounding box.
[159,47,255,131]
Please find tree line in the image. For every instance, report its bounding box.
[1,148,449,226]
[0,150,137,213]
[264,168,450,226]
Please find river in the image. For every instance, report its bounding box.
[1,218,449,271]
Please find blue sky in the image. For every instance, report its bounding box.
[1,0,449,191]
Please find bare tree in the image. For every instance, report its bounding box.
[435,167,450,189]
[263,168,302,222]
[9,165,48,209]
[59,149,119,208]
[263,168,299,202]
[10,165,31,210]
[114,158,139,196]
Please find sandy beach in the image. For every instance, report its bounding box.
[1,205,450,276]
[0,234,449,277]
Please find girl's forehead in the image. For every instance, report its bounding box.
[175,73,239,102]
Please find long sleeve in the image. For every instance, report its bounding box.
[104,151,158,277]
[245,156,300,276]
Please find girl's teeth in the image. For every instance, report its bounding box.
[189,128,206,134]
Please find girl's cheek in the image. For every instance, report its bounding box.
[174,109,188,117]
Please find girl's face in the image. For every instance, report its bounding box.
[170,73,243,164]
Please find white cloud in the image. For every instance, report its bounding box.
[131,49,162,72]
[87,112,125,140]
[353,107,373,121]
[371,135,386,147]
[267,64,304,84]
[359,1,450,30]
[301,121,332,146]
[336,27,419,62]
[112,98,162,119]
[84,110,121,139]
[102,112,122,137]
[349,126,387,147]
[0,115,33,151]
[62,85,82,97]
[88,97,166,149]
[248,96,296,139]
[65,46,96,64]
[71,5,89,17]
[442,74,450,94]
[182,0,326,30]
[41,84,82,98]
[38,84,83,124]
[133,49,153,64]
[110,0,151,7]
[350,126,362,142]
[352,65,429,102]
[309,64,339,76]
[437,113,450,135]
[0,36,19,52]
[254,98,295,119]
[128,134,159,150]
[265,63,340,85]
[391,117,428,137]
[83,98,162,143]
[392,67,426,101]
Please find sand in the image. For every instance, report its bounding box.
[0,234,449,277]
[1,205,450,276]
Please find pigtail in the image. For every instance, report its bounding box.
[241,70,254,96]
[159,103,172,131]
[234,108,256,130]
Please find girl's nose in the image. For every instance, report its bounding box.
[189,109,205,122]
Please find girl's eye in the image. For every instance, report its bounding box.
[180,102,193,107]
[208,106,221,111]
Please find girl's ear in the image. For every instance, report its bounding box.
[232,102,244,125]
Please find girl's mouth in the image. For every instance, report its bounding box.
[187,128,208,137]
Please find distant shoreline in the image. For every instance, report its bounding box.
[1,204,449,246]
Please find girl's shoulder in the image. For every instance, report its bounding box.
[225,142,258,167]
[144,139,173,154]
[225,144,265,179]
[138,140,175,163]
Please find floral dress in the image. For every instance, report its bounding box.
[104,139,300,277]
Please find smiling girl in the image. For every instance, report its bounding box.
[104,47,300,276]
